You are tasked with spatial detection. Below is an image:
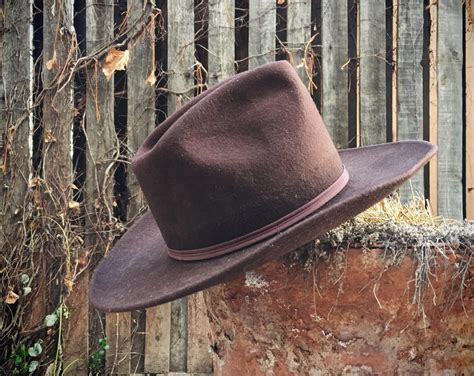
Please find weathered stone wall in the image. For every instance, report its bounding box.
[204,248,473,374]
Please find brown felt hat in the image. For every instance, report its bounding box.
[90,61,436,312]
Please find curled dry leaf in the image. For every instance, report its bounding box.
[102,47,129,80]
[68,200,80,210]
[4,290,19,304]
[146,70,157,86]
[46,50,58,70]
[29,176,43,188]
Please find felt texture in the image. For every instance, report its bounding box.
[89,61,437,312]
[132,61,342,251]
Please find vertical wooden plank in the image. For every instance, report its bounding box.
[65,2,113,375]
[287,0,311,84]
[185,1,236,373]
[437,0,463,219]
[167,0,195,372]
[63,275,89,374]
[42,2,73,195]
[466,3,474,218]
[168,0,195,111]
[392,0,398,143]
[187,291,212,373]
[170,297,188,372]
[42,0,75,368]
[397,0,425,200]
[1,1,32,275]
[248,0,276,69]
[359,0,387,145]
[106,312,132,375]
[208,0,235,85]
[145,303,171,373]
[321,0,348,148]
[429,1,438,214]
[126,0,156,373]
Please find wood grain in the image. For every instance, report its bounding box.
[287,0,311,84]
[208,0,235,85]
[126,1,157,372]
[428,1,438,215]
[436,0,463,219]
[359,0,387,145]
[249,0,276,69]
[321,0,348,148]
[466,6,474,219]
[145,303,171,373]
[396,0,425,200]
[167,0,195,371]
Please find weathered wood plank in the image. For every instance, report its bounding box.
[145,303,171,373]
[249,0,276,69]
[63,275,89,374]
[126,1,157,373]
[42,0,75,367]
[287,0,311,85]
[71,0,118,375]
[106,312,133,375]
[167,1,195,372]
[170,298,188,372]
[187,291,212,373]
[42,1,74,195]
[359,0,387,145]
[428,1,438,215]
[437,0,463,219]
[466,5,474,219]
[1,0,32,238]
[397,0,424,200]
[321,0,348,148]
[208,0,235,85]
[185,1,234,373]
[168,0,195,113]
[1,0,33,321]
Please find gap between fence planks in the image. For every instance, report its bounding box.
[321,0,348,148]
[359,0,387,145]
[436,0,463,219]
[396,0,425,201]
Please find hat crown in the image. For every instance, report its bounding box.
[132,61,344,254]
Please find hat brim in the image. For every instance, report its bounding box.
[90,141,436,312]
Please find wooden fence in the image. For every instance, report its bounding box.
[0,0,473,375]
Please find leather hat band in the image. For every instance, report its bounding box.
[168,167,349,261]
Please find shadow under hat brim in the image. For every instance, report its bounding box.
[90,140,436,313]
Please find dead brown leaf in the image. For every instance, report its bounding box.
[68,200,80,210]
[146,70,157,86]
[46,50,58,70]
[4,290,19,304]
[102,48,129,80]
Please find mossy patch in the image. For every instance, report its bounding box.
[285,194,473,309]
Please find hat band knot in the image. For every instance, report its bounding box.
[168,166,349,261]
